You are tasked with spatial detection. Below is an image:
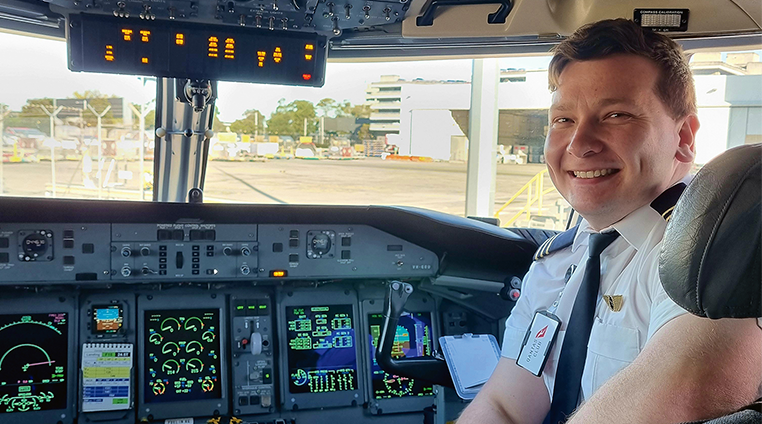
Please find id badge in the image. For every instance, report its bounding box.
[516,310,561,376]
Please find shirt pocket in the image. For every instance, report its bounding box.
[586,320,641,394]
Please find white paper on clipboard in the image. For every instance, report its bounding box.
[439,334,500,399]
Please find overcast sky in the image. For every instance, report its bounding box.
[0,31,553,122]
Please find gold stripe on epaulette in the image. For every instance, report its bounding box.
[534,238,551,261]
[544,234,560,256]
[661,206,676,221]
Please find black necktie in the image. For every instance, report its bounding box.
[545,230,620,424]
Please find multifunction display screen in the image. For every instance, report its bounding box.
[0,313,68,413]
[368,312,434,399]
[68,15,326,86]
[92,305,123,334]
[286,305,357,394]
[144,309,221,403]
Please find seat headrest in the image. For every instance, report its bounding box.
[659,144,761,319]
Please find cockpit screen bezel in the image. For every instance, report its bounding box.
[277,288,365,411]
[0,294,77,424]
[136,293,228,420]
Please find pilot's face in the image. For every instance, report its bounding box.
[544,54,696,229]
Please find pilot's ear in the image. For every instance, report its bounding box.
[676,114,699,164]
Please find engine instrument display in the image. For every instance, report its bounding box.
[68,14,326,86]
[0,313,68,413]
[144,309,221,403]
[368,312,434,399]
[286,305,357,394]
[92,305,123,334]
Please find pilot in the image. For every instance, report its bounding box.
[457,19,762,424]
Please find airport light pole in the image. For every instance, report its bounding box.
[86,104,111,199]
[39,103,64,198]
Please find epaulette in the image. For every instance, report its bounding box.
[650,182,687,221]
[533,225,579,261]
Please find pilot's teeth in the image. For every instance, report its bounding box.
[594,170,601,177]
[586,171,594,178]
[601,169,607,176]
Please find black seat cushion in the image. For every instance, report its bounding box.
[659,143,761,319]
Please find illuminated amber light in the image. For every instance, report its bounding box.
[302,74,312,80]
[141,57,149,64]
[175,33,185,45]
[223,37,235,59]
[257,51,266,67]
[273,47,282,63]
[305,44,314,50]
[271,270,286,277]
[304,54,313,61]
[104,45,114,62]
[208,36,220,58]
[121,29,133,41]
[140,30,151,42]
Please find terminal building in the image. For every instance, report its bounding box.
[365,53,762,165]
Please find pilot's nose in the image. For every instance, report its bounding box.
[566,119,603,158]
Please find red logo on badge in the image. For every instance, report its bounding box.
[536,325,548,338]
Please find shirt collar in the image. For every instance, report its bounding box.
[569,176,692,252]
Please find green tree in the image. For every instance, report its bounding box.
[316,98,350,118]
[213,106,226,132]
[229,109,265,135]
[267,99,316,138]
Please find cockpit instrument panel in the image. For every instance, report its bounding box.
[368,312,434,399]
[286,305,358,395]
[144,309,222,404]
[0,313,69,414]
[92,304,123,334]
[68,14,327,86]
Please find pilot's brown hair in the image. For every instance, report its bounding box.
[548,18,697,119]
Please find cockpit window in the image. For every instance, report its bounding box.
[1,31,760,230]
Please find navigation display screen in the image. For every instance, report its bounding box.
[69,14,326,86]
[286,305,357,394]
[93,305,123,334]
[0,313,68,413]
[368,312,434,399]
[144,309,221,403]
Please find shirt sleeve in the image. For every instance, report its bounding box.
[645,244,689,341]
[501,261,541,359]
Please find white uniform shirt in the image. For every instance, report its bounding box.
[501,202,688,402]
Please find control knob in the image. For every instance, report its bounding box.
[240,246,251,256]
[140,246,151,256]
[223,246,233,256]
[240,265,251,275]
[121,246,131,257]
[121,266,132,277]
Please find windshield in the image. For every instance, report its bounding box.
[1,31,760,230]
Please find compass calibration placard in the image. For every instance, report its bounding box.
[0,313,68,413]
[144,309,221,403]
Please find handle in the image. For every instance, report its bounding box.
[416,0,513,26]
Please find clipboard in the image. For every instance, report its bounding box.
[439,333,500,400]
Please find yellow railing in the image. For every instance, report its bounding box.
[494,169,557,227]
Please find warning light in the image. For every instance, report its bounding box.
[224,38,235,59]
[121,29,133,41]
[257,51,266,68]
[270,270,288,278]
[304,54,313,61]
[175,33,184,45]
[273,47,283,63]
[302,74,312,80]
[141,57,149,64]
[208,36,220,58]
[140,30,151,42]
[104,45,114,62]
[305,44,314,50]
